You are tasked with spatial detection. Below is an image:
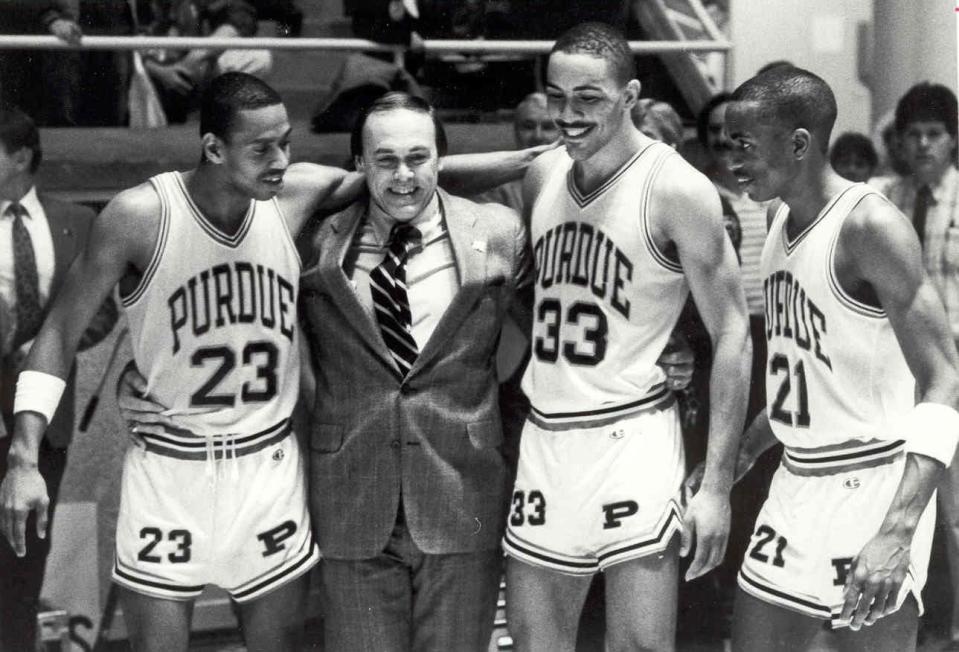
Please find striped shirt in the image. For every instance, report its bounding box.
[719,186,768,316]
[343,197,460,350]
[872,166,959,339]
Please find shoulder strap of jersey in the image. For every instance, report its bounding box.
[639,143,684,273]
[121,173,173,306]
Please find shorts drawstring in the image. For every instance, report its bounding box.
[205,434,241,484]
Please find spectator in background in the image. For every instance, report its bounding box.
[871,82,959,652]
[0,103,117,652]
[472,92,557,213]
[245,0,302,36]
[871,109,913,182]
[48,0,137,126]
[142,0,271,124]
[632,97,683,148]
[0,2,82,125]
[830,131,878,183]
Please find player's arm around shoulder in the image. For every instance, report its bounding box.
[277,163,366,237]
[838,195,959,629]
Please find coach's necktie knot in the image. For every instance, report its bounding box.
[388,223,421,257]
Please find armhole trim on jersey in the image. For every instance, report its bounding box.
[121,177,171,307]
[271,197,302,270]
[640,147,684,274]
[826,189,886,319]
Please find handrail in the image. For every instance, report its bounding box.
[0,34,732,53]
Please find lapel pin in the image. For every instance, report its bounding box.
[471,240,486,253]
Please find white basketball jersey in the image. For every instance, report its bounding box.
[122,171,301,437]
[760,183,915,448]
[522,143,689,429]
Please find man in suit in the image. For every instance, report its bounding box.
[0,103,117,651]
[299,91,532,651]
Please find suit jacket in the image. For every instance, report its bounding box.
[0,194,118,447]
[300,189,532,559]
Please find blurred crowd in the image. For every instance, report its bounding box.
[0,0,303,127]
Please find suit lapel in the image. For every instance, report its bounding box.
[319,204,398,371]
[410,192,487,375]
[41,197,77,294]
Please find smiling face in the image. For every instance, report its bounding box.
[514,95,559,148]
[213,103,291,201]
[724,100,798,202]
[900,120,957,185]
[545,51,636,161]
[355,107,440,224]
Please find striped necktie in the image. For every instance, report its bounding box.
[370,222,421,377]
[10,203,43,348]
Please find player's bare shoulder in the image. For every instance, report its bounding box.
[523,146,567,213]
[93,179,165,269]
[277,162,355,233]
[837,187,923,295]
[647,149,723,240]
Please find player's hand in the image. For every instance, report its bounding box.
[659,333,694,391]
[523,140,561,161]
[48,18,82,46]
[150,62,194,94]
[839,531,911,630]
[0,463,49,557]
[680,487,730,581]
[116,360,173,439]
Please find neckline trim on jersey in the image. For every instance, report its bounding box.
[566,142,658,208]
[781,184,857,255]
[174,172,256,248]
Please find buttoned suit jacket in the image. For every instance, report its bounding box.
[300,189,532,559]
[0,194,118,446]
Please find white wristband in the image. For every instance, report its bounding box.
[905,402,959,467]
[13,370,66,425]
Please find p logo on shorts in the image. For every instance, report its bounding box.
[602,500,639,529]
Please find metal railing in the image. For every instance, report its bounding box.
[0,34,732,68]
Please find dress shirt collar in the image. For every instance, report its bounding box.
[0,186,41,220]
[366,193,443,247]
[909,165,957,203]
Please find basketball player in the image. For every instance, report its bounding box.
[502,23,750,651]
[721,67,959,651]
[0,72,548,651]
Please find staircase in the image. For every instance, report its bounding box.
[632,0,728,114]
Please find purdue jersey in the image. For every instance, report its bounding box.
[122,171,301,438]
[522,143,688,429]
[760,183,914,449]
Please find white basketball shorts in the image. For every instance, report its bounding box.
[738,440,934,629]
[113,422,319,603]
[503,404,685,575]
